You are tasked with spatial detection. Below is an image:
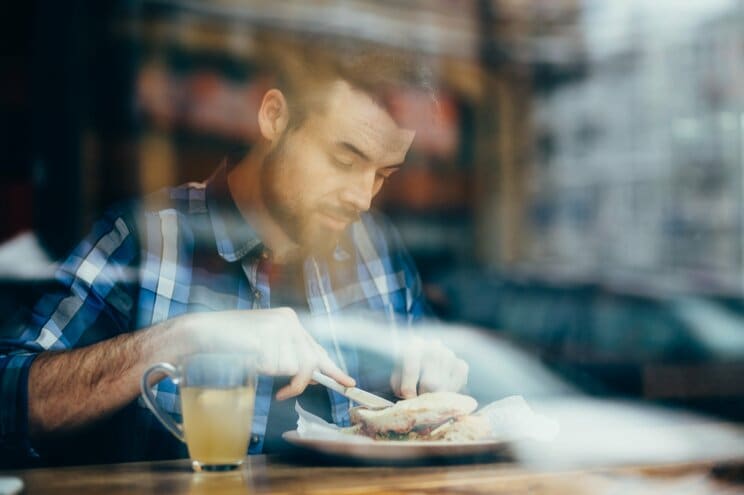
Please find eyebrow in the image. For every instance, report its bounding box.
[336,141,371,162]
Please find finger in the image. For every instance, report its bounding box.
[310,340,356,387]
[419,342,456,393]
[449,358,469,392]
[399,347,422,399]
[390,369,402,396]
[276,365,314,400]
[319,353,356,387]
[437,358,466,393]
[418,364,443,394]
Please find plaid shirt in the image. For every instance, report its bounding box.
[0,163,426,461]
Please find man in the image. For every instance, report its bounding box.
[0,39,468,464]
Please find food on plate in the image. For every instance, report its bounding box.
[427,414,492,441]
[347,392,491,441]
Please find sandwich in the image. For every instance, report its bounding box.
[347,392,491,441]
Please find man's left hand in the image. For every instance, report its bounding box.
[390,336,469,399]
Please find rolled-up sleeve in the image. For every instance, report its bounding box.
[0,204,141,461]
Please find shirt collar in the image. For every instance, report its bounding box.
[206,160,264,263]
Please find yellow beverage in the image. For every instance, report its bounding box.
[181,386,255,467]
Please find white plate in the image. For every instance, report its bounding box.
[282,431,510,461]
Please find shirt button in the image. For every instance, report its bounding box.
[260,250,270,260]
[250,435,260,446]
[253,290,262,300]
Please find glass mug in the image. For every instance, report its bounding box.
[141,353,257,471]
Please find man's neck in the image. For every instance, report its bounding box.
[227,148,301,264]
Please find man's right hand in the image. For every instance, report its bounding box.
[27,307,351,438]
[174,307,355,400]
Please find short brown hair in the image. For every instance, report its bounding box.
[253,33,436,130]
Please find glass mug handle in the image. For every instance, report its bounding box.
[140,363,185,442]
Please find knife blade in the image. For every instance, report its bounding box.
[311,370,394,409]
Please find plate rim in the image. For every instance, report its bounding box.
[282,430,505,447]
[281,429,510,460]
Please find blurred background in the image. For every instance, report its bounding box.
[2,0,744,426]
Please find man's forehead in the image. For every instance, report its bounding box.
[321,81,415,165]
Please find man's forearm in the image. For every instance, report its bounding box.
[25,307,355,440]
[27,319,180,439]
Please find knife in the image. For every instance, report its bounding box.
[312,370,394,409]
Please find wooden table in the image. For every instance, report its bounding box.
[4,456,744,494]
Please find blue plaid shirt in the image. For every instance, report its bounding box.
[0,163,426,461]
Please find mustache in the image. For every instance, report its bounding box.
[322,205,361,224]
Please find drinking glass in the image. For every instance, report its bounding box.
[141,353,257,472]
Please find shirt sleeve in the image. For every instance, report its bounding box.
[0,205,141,460]
[0,351,36,463]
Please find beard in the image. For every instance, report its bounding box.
[260,136,345,257]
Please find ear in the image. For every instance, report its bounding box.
[258,89,290,142]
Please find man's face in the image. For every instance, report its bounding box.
[260,81,415,255]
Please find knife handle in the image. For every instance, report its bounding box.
[311,370,347,395]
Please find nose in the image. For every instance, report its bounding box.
[339,169,376,213]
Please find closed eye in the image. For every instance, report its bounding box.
[332,156,354,170]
